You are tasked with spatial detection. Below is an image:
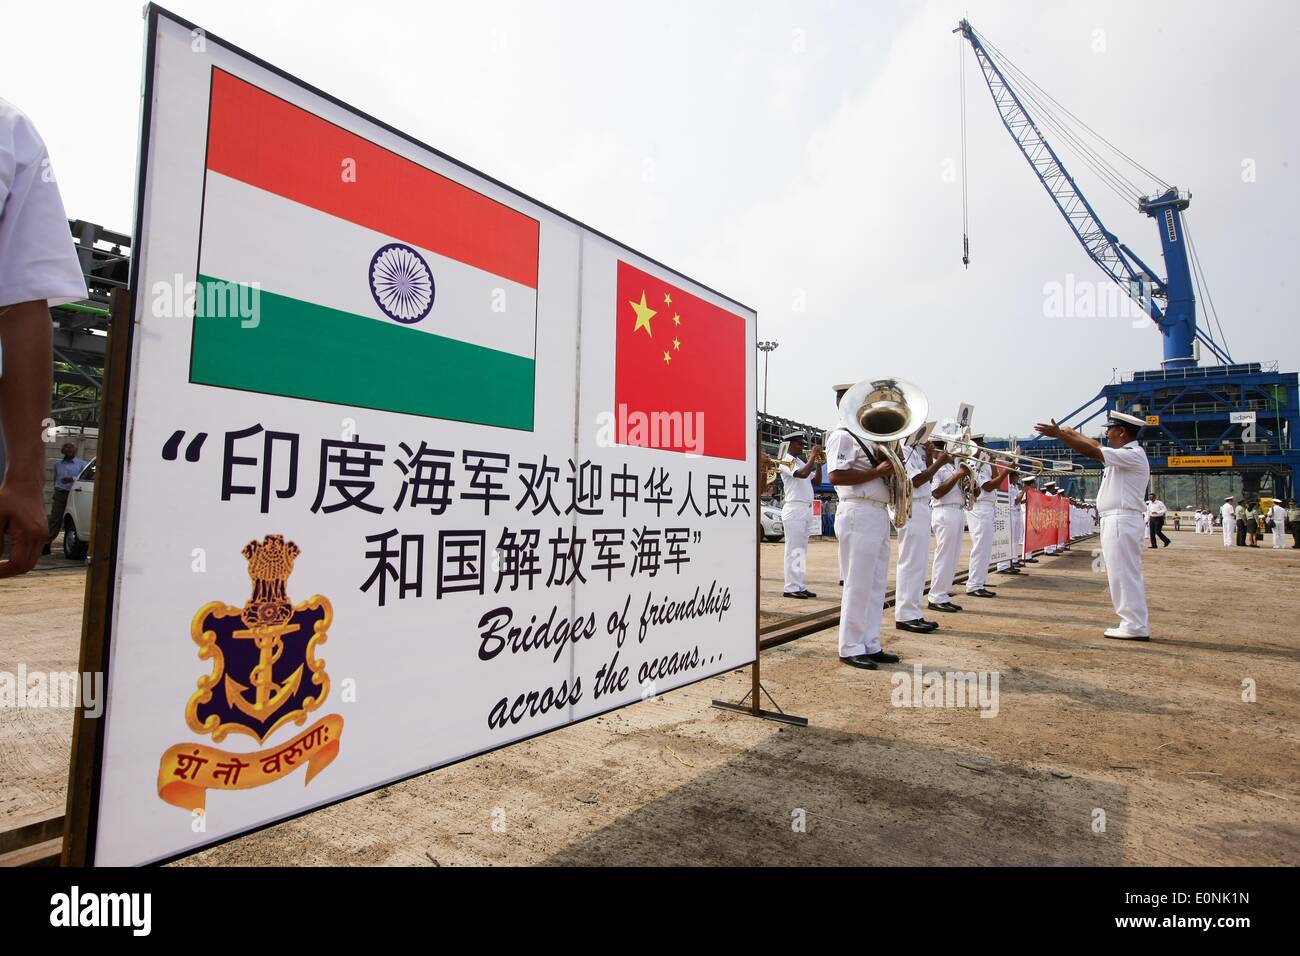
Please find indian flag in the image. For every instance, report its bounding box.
[193,68,539,430]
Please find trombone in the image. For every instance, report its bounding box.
[932,422,1081,476]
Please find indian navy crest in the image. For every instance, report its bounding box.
[157,535,343,811]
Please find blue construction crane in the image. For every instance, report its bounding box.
[955,19,1230,370]
[955,19,1298,503]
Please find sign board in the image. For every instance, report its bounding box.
[1145,415,1160,426]
[1168,455,1234,468]
[1229,411,1256,424]
[72,7,757,865]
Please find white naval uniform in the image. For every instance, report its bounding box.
[965,461,996,593]
[826,428,891,658]
[1097,442,1151,636]
[893,443,933,623]
[1271,504,1287,548]
[779,457,815,593]
[928,461,967,605]
[1220,503,1236,546]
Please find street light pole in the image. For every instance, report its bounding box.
[757,340,779,417]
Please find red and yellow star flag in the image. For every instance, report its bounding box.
[614,260,746,460]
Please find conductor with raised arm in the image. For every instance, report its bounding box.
[1035,410,1151,641]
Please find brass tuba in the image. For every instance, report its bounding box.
[836,377,929,529]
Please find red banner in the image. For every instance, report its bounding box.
[1025,488,1069,553]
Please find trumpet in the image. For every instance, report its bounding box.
[763,446,826,486]
[836,376,929,529]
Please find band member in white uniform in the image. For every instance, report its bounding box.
[777,431,821,599]
[893,435,949,633]
[964,443,1011,599]
[1004,470,1024,574]
[1271,499,1287,548]
[927,454,973,613]
[1220,497,1236,547]
[1036,410,1151,640]
[827,399,901,670]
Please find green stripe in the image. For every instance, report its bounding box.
[192,277,534,430]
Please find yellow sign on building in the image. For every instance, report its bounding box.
[1145,415,1160,426]
[1167,455,1233,468]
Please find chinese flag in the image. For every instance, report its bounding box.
[614,260,747,460]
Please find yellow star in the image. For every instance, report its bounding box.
[672,337,681,350]
[663,351,672,365]
[664,292,673,306]
[629,291,656,337]
[672,312,681,326]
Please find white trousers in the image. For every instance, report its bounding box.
[835,500,890,657]
[965,502,995,592]
[894,503,932,622]
[781,502,813,592]
[928,505,965,604]
[1101,513,1149,636]
[1011,506,1025,561]
[1222,520,1234,546]
[1274,517,1287,548]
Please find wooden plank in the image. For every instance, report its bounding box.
[0,812,65,855]
[61,288,133,866]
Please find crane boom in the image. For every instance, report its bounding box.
[956,19,1230,368]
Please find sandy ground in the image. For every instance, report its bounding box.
[2,527,1298,865]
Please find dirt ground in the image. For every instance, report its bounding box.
[2,527,1298,865]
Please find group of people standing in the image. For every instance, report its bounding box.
[1217,496,1295,549]
[769,391,1152,672]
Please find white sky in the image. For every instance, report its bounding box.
[4,0,1296,435]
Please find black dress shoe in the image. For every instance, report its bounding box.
[840,654,878,670]
[797,589,818,598]
[928,601,962,612]
[1025,557,1039,563]
[967,588,997,598]
[895,619,937,633]
[866,650,901,664]
[918,618,939,628]
[782,591,810,599]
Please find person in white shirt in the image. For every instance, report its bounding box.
[1036,410,1151,640]
[0,99,87,578]
[1270,500,1287,549]
[927,454,975,613]
[827,385,902,670]
[1220,497,1236,547]
[963,440,1012,599]
[777,431,821,599]
[1145,494,1171,548]
[893,434,950,633]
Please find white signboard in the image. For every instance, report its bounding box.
[83,9,757,865]
[992,488,1012,570]
[1229,411,1256,424]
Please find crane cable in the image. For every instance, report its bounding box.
[1182,213,1232,362]
[960,31,970,268]
[977,34,1147,207]
[976,29,1169,200]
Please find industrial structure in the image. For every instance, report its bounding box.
[956,20,1297,506]
[51,220,129,429]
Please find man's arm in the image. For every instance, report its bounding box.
[828,460,893,486]
[1034,419,1104,462]
[794,445,822,479]
[981,464,1012,493]
[912,449,950,488]
[0,300,54,577]
[931,463,970,499]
